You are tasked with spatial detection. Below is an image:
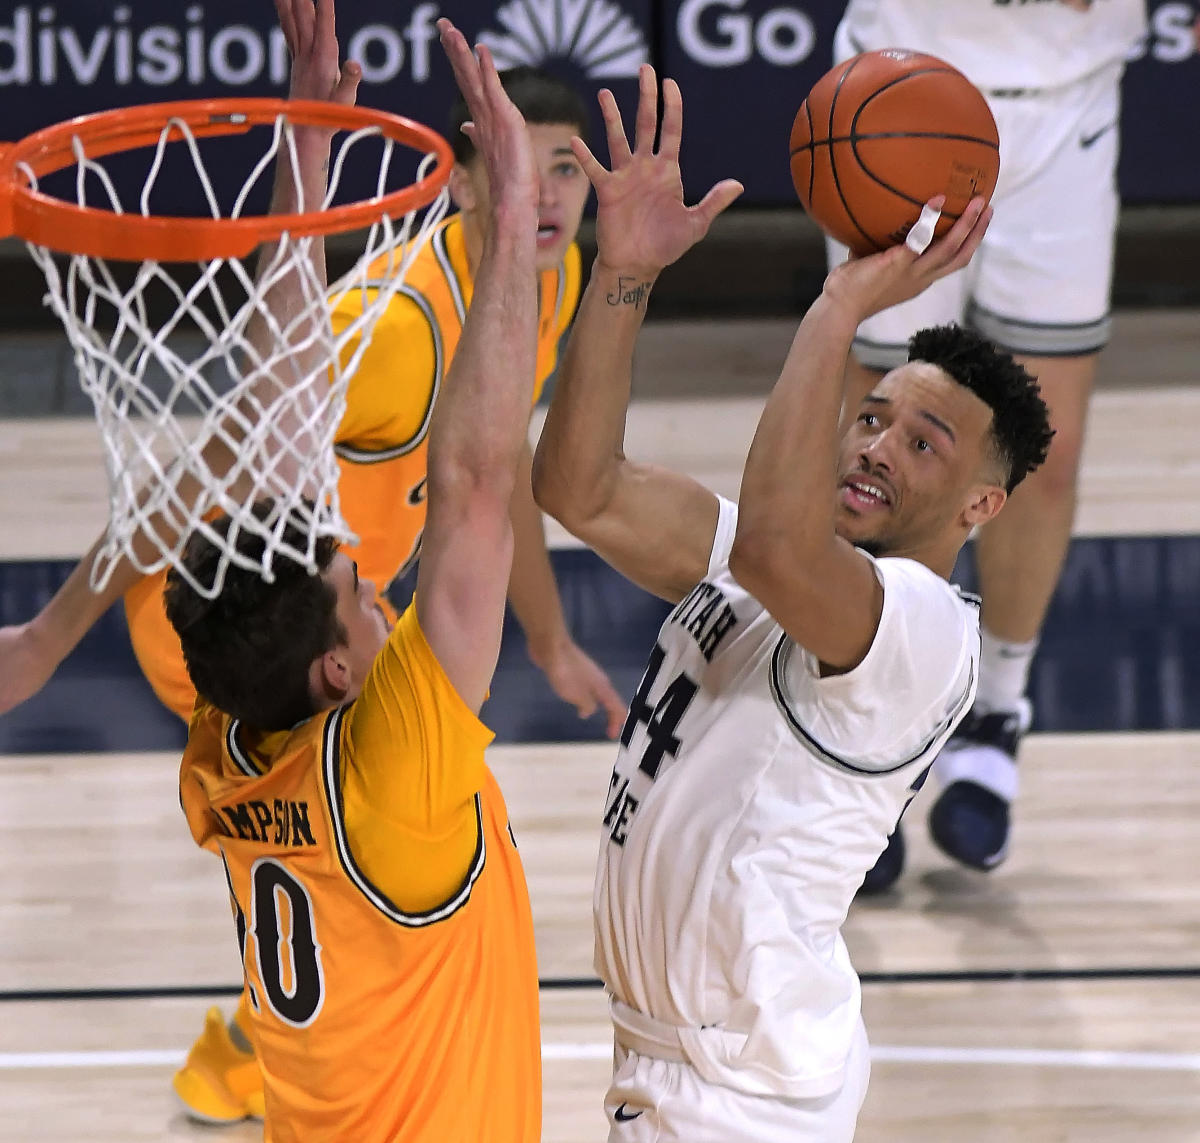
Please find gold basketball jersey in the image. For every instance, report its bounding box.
[127,214,581,722]
[330,213,581,593]
[179,604,541,1142]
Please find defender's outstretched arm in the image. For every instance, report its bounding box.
[413,22,540,711]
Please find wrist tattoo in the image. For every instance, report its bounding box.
[606,276,652,311]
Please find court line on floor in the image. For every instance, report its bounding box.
[3,1044,1199,1072]
[5,965,1200,1004]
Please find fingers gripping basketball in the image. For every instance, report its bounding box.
[791,49,1000,256]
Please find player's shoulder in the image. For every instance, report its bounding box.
[357,604,475,717]
[184,697,227,744]
[346,602,494,760]
[872,554,980,643]
[402,213,466,295]
[809,554,978,739]
[874,553,973,601]
[345,215,463,315]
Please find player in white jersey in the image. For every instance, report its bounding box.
[830,0,1149,887]
[838,0,1145,93]
[533,70,1053,1139]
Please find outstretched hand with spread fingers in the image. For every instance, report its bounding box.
[574,65,743,278]
[276,0,360,108]
[823,195,993,321]
[438,19,538,210]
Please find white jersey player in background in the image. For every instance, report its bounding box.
[533,69,1054,1140]
[830,0,1149,889]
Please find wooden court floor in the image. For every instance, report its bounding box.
[2,311,1199,1139]
[2,734,1199,1142]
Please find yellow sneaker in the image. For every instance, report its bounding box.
[172,1006,265,1123]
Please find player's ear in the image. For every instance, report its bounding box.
[448,163,477,211]
[313,648,352,704]
[962,483,1006,529]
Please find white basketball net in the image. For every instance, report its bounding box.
[20,113,449,598]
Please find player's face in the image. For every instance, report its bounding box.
[834,364,1005,558]
[460,123,590,271]
[324,552,389,702]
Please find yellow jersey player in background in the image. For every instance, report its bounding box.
[124,65,621,735]
[0,7,626,1128]
[166,7,544,1138]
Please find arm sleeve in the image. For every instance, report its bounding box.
[774,557,979,771]
[331,288,441,450]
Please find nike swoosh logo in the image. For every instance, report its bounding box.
[614,1103,645,1123]
[1080,122,1116,149]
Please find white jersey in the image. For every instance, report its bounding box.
[837,0,1147,92]
[594,497,980,1099]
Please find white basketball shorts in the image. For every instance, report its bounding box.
[604,1017,871,1142]
[826,63,1123,368]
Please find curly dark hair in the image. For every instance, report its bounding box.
[449,66,589,165]
[908,325,1054,493]
[164,502,345,732]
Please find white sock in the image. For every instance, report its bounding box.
[975,627,1038,715]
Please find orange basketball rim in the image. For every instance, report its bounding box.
[0,98,454,262]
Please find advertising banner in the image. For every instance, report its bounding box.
[1,1,1197,212]
[0,0,653,212]
[665,0,837,204]
[661,0,1200,206]
[1119,1,1200,202]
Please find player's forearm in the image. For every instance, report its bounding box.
[263,129,333,288]
[240,128,336,492]
[428,202,538,498]
[95,437,250,614]
[25,536,145,667]
[736,293,860,554]
[248,129,334,337]
[532,261,654,525]
[506,445,570,656]
[34,440,241,657]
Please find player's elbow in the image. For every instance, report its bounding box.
[727,530,773,597]
[530,444,569,519]
[429,448,519,517]
[531,443,607,534]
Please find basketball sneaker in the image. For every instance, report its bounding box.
[857,826,905,896]
[928,700,1031,871]
[172,1005,265,1123]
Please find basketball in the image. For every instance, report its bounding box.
[790,50,1000,256]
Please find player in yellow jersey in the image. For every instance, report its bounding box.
[328,66,588,597]
[171,15,545,1133]
[122,67,618,733]
[0,71,618,737]
[0,62,619,743]
[0,8,625,1128]
[123,61,619,742]
[94,6,541,1138]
